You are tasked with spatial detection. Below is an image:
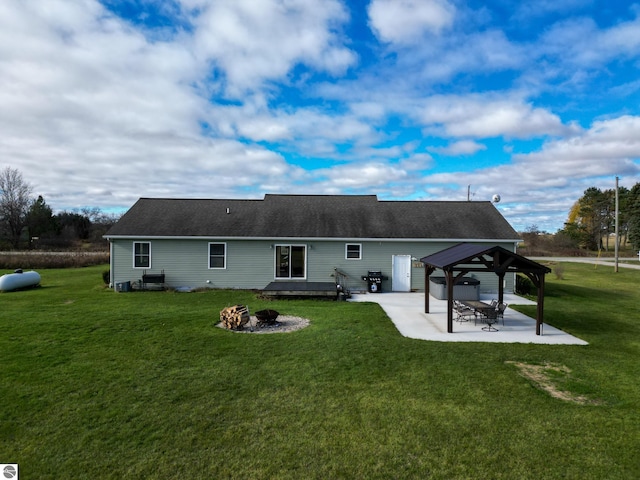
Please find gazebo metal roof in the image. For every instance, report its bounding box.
[420,243,552,335]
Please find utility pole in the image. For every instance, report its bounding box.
[615,176,619,273]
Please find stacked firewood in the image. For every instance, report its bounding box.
[220,305,250,330]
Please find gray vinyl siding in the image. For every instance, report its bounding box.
[112,239,274,289]
[314,240,515,293]
[110,238,516,293]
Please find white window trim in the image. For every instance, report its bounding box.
[208,242,227,269]
[345,243,362,260]
[274,244,307,280]
[133,241,151,269]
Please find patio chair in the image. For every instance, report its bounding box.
[454,301,476,323]
[496,303,508,325]
[472,302,499,327]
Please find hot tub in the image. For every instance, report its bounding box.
[429,276,480,301]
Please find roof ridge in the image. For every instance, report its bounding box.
[264,193,378,199]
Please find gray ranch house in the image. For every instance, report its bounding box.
[104,195,521,294]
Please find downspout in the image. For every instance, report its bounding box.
[109,240,115,291]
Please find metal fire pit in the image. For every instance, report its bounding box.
[255,309,280,326]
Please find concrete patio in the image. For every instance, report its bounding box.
[349,292,588,345]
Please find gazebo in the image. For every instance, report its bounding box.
[420,244,552,335]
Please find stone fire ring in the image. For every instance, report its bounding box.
[217,315,310,334]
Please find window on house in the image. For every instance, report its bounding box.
[275,245,306,278]
[209,243,226,269]
[346,243,362,260]
[133,242,151,268]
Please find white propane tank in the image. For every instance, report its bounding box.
[0,270,41,292]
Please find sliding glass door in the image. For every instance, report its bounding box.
[275,245,306,279]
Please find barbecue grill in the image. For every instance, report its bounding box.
[362,270,386,293]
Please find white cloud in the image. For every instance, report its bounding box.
[599,15,640,57]
[539,15,640,69]
[208,102,379,160]
[368,0,455,44]
[430,140,487,156]
[187,0,355,94]
[409,29,526,82]
[0,0,309,208]
[399,153,433,171]
[514,115,640,169]
[419,115,640,230]
[349,101,387,120]
[0,1,202,137]
[418,94,570,138]
[314,30,527,120]
[317,161,409,189]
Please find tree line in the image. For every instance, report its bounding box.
[522,183,640,254]
[560,184,640,252]
[0,167,120,250]
[4,165,638,254]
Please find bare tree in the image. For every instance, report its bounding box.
[0,167,33,248]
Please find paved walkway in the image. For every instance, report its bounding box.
[349,292,588,345]
[531,256,640,270]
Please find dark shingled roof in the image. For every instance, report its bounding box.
[420,243,551,273]
[420,243,495,268]
[105,194,520,240]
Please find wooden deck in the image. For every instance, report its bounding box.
[262,281,339,298]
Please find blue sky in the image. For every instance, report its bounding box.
[2,0,640,232]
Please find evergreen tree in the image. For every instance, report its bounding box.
[626,184,640,252]
[26,195,56,243]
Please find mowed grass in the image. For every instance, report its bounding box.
[1,264,639,479]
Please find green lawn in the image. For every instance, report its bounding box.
[1,264,639,479]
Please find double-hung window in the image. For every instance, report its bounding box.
[346,243,362,260]
[209,243,226,269]
[133,242,151,268]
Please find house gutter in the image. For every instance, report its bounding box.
[103,235,521,243]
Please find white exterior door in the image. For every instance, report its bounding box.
[392,255,411,292]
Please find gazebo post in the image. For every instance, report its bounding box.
[446,270,454,333]
[424,267,434,313]
[498,272,505,304]
[424,265,431,313]
[536,274,545,335]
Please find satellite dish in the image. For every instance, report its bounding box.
[492,194,501,203]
